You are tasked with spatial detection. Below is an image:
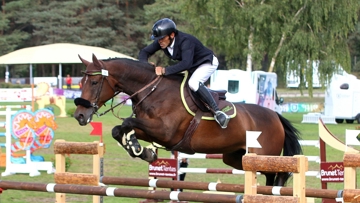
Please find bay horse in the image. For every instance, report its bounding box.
[74,54,302,186]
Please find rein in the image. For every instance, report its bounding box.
[100,75,163,118]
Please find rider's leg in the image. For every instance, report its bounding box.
[196,82,230,128]
[188,57,230,129]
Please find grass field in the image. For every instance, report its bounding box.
[0,100,359,203]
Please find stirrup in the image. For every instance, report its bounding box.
[214,111,230,129]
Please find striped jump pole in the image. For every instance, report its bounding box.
[0,181,243,203]
[178,167,319,177]
[1,180,360,202]
[100,176,345,200]
[179,167,256,175]
[177,140,322,179]
[1,181,359,203]
[178,152,320,162]
[178,152,321,178]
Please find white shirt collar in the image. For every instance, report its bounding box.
[169,37,175,48]
[167,37,175,55]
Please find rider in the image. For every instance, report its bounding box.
[138,18,230,128]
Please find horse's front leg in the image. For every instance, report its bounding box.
[111,124,157,163]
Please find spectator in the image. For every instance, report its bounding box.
[171,150,188,192]
[79,81,82,90]
[66,74,72,89]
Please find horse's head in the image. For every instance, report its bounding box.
[74,54,117,125]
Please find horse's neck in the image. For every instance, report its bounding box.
[111,60,183,100]
[119,71,156,95]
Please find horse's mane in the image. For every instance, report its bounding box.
[103,57,154,73]
[103,57,184,83]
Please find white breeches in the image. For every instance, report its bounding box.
[188,56,219,91]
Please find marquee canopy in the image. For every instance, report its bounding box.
[0,43,135,65]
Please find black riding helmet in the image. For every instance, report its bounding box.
[151,18,177,41]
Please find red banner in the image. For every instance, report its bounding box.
[320,162,344,183]
[149,158,177,178]
[90,122,103,142]
[90,122,102,136]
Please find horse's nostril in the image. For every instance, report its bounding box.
[74,113,83,120]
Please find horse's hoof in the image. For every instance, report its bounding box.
[142,148,157,163]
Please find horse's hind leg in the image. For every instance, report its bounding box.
[264,173,276,186]
[112,125,157,163]
[222,149,246,170]
[274,172,290,186]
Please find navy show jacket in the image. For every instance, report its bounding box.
[138,31,215,75]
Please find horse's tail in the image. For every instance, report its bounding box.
[275,113,303,186]
[279,114,303,156]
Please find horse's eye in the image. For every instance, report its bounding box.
[91,81,98,85]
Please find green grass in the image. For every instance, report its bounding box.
[0,100,359,203]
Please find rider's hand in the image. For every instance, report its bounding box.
[155,66,165,76]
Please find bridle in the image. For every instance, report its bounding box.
[74,67,120,116]
[74,62,163,119]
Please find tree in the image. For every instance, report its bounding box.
[0,0,155,77]
[182,0,360,95]
[0,0,31,55]
[278,1,359,95]
[348,8,360,73]
[0,0,34,79]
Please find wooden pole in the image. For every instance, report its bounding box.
[54,139,105,203]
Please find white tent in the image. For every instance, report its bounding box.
[0,43,136,87]
[0,43,135,64]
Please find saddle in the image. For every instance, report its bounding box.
[170,71,236,154]
[187,87,227,114]
[180,72,236,119]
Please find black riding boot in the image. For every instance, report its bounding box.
[196,82,230,128]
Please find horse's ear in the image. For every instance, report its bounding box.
[92,54,102,68]
[78,55,90,66]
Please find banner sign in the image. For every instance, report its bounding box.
[281,103,324,113]
[0,88,32,102]
[148,158,177,178]
[320,162,344,183]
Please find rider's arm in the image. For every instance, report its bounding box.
[138,41,161,62]
[164,39,195,75]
